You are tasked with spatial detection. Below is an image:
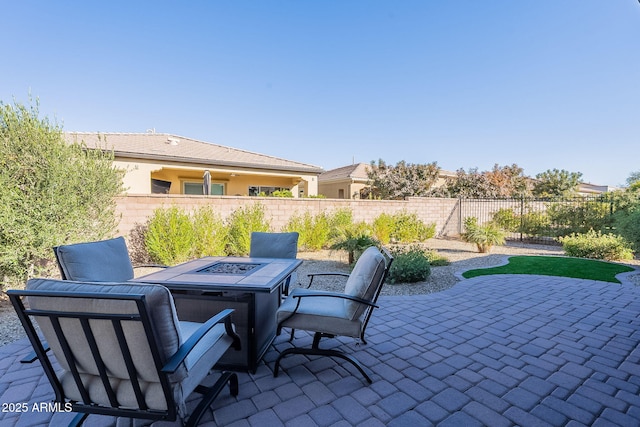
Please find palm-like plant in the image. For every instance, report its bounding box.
[461,217,506,253]
[330,231,379,264]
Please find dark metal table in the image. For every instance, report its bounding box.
[133,256,302,373]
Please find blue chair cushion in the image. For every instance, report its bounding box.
[249,232,299,259]
[55,236,135,282]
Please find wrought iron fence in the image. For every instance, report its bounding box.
[458,196,615,244]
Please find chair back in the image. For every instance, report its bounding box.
[54,236,135,281]
[249,232,299,259]
[9,278,183,421]
[344,246,393,338]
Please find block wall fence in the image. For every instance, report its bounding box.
[115,195,462,239]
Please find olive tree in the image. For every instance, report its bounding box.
[0,99,125,285]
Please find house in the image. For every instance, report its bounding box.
[65,132,324,197]
[319,162,613,199]
[577,182,618,196]
[317,163,370,199]
[318,163,456,199]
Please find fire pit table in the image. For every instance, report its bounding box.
[133,256,302,373]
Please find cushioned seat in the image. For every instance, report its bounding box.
[9,278,241,426]
[53,236,165,282]
[274,246,393,384]
[249,232,299,259]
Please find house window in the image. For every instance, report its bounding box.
[184,182,225,195]
[151,179,171,194]
[248,186,288,196]
[338,189,345,199]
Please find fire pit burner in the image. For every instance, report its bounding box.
[197,262,264,275]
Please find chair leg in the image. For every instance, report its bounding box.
[186,372,238,427]
[67,412,89,427]
[274,347,372,384]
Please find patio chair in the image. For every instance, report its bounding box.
[53,236,165,282]
[249,231,299,295]
[8,278,241,427]
[273,246,393,384]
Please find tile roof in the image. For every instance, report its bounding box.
[65,132,324,174]
[319,162,459,183]
[319,162,370,181]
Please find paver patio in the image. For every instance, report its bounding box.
[1,274,639,426]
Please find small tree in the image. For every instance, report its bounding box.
[0,99,125,285]
[364,159,440,200]
[626,170,640,191]
[438,168,499,198]
[484,163,531,198]
[435,164,531,198]
[533,169,583,198]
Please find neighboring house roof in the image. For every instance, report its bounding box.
[319,162,459,183]
[318,163,370,183]
[65,132,324,174]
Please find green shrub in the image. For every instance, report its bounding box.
[548,201,611,236]
[559,229,634,261]
[327,209,355,244]
[284,209,356,251]
[145,206,195,265]
[461,217,506,253]
[284,211,330,250]
[192,206,227,257]
[519,211,551,237]
[271,189,293,197]
[387,246,431,284]
[226,204,271,255]
[284,209,435,250]
[142,205,229,264]
[491,208,520,232]
[372,213,394,244]
[611,194,640,252]
[390,211,436,243]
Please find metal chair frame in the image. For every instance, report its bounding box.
[9,289,240,427]
[274,247,393,384]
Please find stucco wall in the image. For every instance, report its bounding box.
[318,182,367,199]
[115,157,318,197]
[115,195,461,239]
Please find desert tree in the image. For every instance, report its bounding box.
[364,159,440,200]
[533,169,583,198]
[0,98,125,285]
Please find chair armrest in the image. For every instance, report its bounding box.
[162,308,240,373]
[292,291,378,309]
[306,272,350,288]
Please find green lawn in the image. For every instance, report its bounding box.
[462,256,635,283]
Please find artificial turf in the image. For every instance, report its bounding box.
[462,255,635,283]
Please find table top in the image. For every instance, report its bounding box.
[132,256,302,293]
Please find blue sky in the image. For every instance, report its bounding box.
[3,1,639,187]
